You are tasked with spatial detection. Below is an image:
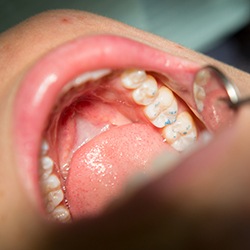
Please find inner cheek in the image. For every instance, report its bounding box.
[39,70,202,222]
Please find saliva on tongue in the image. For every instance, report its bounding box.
[63,99,170,219]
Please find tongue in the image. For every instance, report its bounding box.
[66,123,169,219]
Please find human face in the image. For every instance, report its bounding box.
[1,9,250,249]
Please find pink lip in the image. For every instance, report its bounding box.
[13,34,200,209]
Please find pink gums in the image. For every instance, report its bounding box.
[13,34,201,213]
[51,78,172,219]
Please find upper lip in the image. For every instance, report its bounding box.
[13,34,200,209]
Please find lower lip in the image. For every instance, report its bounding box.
[13,34,199,210]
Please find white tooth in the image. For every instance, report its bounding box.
[60,163,70,180]
[193,84,206,112]
[121,69,147,89]
[41,140,49,155]
[145,98,178,128]
[171,128,197,151]
[144,86,174,119]
[42,174,61,192]
[132,75,158,105]
[51,205,71,222]
[40,156,53,179]
[62,69,111,94]
[195,69,210,86]
[144,87,178,128]
[193,69,209,112]
[73,69,111,86]
[46,189,64,213]
[40,156,53,170]
[162,111,197,151]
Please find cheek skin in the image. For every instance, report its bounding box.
[1,9,250,96]
[0,9,249,249]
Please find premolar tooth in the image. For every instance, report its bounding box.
[132,75,158,105]
[121,69,147,89]
[60,163,70,180]
[162,111,197,151]
[42,174,61,193]
[41,140,49,155]
[46,189,64,213]
[144,87,178,128]
[40,156,53,179]
[51,205,71,222]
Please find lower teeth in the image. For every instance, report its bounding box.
[39,152,71,222]
[39,68,201,221]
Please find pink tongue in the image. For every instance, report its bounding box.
[66,123,169,219]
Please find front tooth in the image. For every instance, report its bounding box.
[42,174,61,193]
[52,205,71,222]
[121,69,147,89]
[144,86,178,128]
[162,111,197,151]
[62,69,112,94]
[72,69,112,87]
[132,75,158,105]
[46,189,64,213]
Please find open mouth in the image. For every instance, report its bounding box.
[13,35,232,223]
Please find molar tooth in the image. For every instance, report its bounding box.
[171,129,197,152]
[150,99,178,128]
[144,86,174,119]
[46,189,64,213]
[162,111,197,151]
[132,75,158,105]
[42,174,61,193]
[121,69,147,89]
[144,86,178,128]
[51,205,71,222]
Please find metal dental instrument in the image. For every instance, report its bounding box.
[200,65,250,109]
[192,65,250,132]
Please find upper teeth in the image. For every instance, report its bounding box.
[132,75,158,105]
[121,69,147,89]
[193,69,208,112]
[193,83,206,112]
[162,112,197,151]
[121,69,197,151]
[144,86,178,128]
[39,68,199,222]
[62,69,112,95]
